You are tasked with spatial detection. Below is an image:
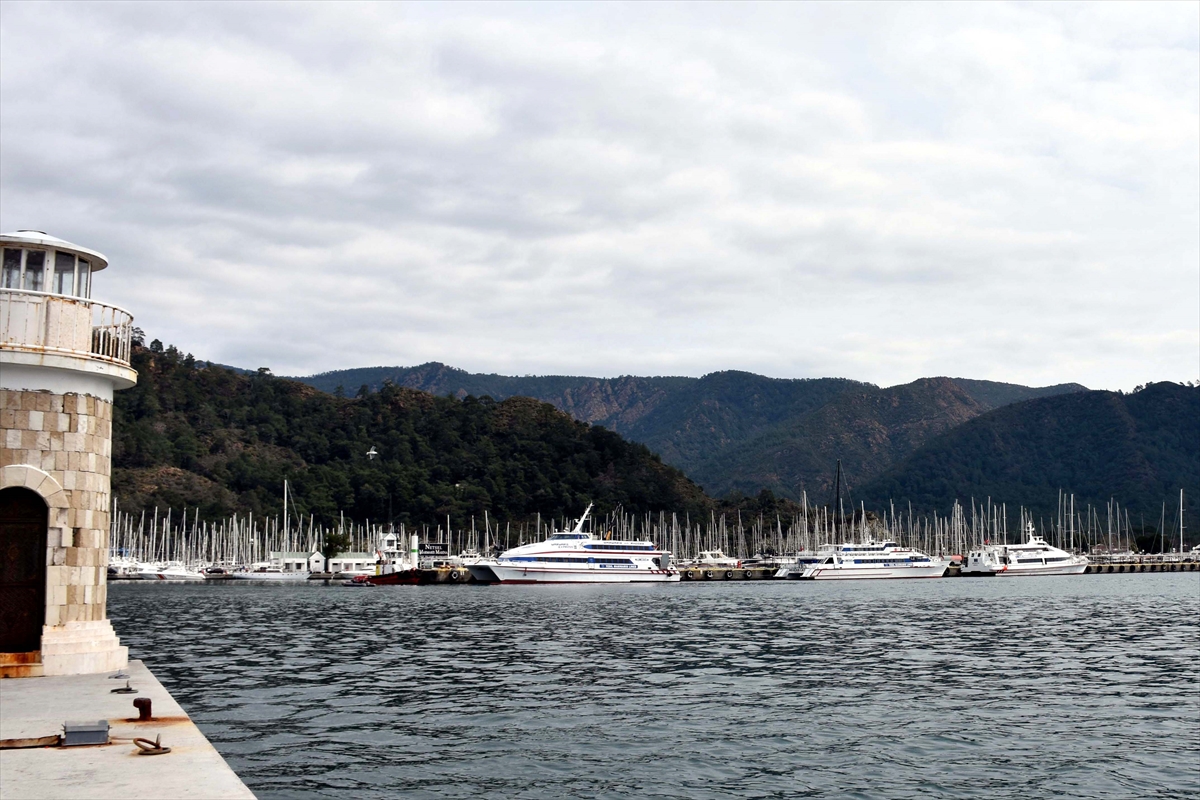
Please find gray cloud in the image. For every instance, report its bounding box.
[1,1,1196,389]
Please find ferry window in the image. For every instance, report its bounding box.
[2,249,20,289]
[23,250,44,291]
[54,251,75,294]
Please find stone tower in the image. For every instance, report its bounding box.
[1,230,137,677]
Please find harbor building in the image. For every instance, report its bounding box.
[1,230,137,677]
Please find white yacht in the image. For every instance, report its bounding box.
[466,504,679,584]
[688,550,739,568]
[229,563,310,581]
[797,540,947,580]
[106,555,143,580]
[961,522,1088,576]
[135,561,206,581]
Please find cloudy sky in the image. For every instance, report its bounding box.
[1,2,1196,389]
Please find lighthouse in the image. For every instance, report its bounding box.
[1,230,137,677]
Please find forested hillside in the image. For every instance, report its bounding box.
[297,363,867,474]
[294,364,1085,498]
[112,342,710,526]
[688,377,989,499]
[857,382,1200,524]
[112,343,1192,533]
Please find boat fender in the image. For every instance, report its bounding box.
[724,570,733,579]
[743,570,753,579]
[704,570,714,579]
[449,571,460,581]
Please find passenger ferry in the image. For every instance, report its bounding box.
[797,541,947,580]
[467,505,679,584]
[961,522,1088,576]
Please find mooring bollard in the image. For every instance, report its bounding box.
[133,697,153,721]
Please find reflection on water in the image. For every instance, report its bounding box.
[109,576,1200,799]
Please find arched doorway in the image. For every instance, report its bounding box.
[0,487,48,653]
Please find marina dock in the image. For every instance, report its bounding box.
[0,660,254,800]
[111,558,1200,584]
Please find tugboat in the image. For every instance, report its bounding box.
[365,530,420,585]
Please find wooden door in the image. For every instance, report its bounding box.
[0,488,48,652]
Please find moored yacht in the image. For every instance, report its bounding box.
[686,550,739,569]
[135,561,206,581]
[467,504,679,584]
[229,563,310,581]
[797,540,946,580]
[961,522,1088,576]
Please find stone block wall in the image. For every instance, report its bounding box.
[0,389,113,627]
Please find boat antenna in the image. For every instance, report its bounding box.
[572,503,594,534]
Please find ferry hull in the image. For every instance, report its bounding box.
[471,564,680,584]
[800,564,948,580]
[964,563,1089,577]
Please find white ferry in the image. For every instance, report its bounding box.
[961,522,1088,576]
[467,504,679,584]
[797,541,947,580]
[773,552,824,579]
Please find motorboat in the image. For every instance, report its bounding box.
[134,561,206,581]
[106,555,143,580]
[229,563,310,581]
[796,540,947,580]
[466,504,679,584]
[688,550,739,569]
[961,522,1088,576]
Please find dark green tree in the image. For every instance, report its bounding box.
[320,529,352,574]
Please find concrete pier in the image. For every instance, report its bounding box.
[679,567,780,580]
[0,659,254,800]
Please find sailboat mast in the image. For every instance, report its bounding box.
[283,480,289,552]
[833,459,842,539]
[1180,489,1186,555]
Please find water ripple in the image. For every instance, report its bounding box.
[109,575,1200,799]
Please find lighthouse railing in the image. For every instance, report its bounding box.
[0,288,134,367]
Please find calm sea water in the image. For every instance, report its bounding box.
[108,576,1200,800]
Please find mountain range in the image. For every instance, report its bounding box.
[296,364,1088,504]
[114,342,1197,540]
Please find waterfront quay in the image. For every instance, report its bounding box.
[673,561,1200,580]
[119,558,1200,585]
[0,659,254,800]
